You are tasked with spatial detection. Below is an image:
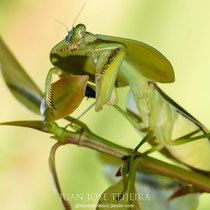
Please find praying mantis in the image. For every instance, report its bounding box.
[43,23,210,172]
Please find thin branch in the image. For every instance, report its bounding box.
[2,119,210,193]
[49,143,71,210]
[61,127,210,193]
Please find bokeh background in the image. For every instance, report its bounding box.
[0,0,210,209]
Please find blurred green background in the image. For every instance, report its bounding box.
[0,0,210,209]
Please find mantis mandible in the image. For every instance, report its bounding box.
[44,23,210,172]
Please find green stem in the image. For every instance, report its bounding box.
[62,127,210,193]
[49,143,71,210]
[2,120,210,192]
[138,155,210,192]
[80,129,133,158]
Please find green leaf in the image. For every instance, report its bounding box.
[0,36,43,114]
[41,75,88,122]
[0,120,76,141]
[135,171,199,210]
[166,186,202,203]
[0,120,50,133]
[97,179,141,210]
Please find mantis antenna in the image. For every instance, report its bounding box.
[55,20,69,33]
[72,2,86,29]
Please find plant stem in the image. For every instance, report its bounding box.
[49,143,71,210]
[80,129,133,158]
[62,127,210,193]
[2,120,210,192]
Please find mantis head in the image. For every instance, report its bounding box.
[64,24,86,51]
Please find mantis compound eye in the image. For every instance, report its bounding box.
[64,35,70,46]
[74,24,86,39]
[70,24,86,44]
[64,30,73,46]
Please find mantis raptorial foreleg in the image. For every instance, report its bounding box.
[44,67,68,113]
[85,44,126,111]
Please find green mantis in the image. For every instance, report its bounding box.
[1,23,210,209]
[44,23,210,172]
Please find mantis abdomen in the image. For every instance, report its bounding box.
[122,63,210,172]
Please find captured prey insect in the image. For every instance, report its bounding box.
[46,23,210,172]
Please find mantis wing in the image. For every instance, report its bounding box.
[97,34,174,83]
